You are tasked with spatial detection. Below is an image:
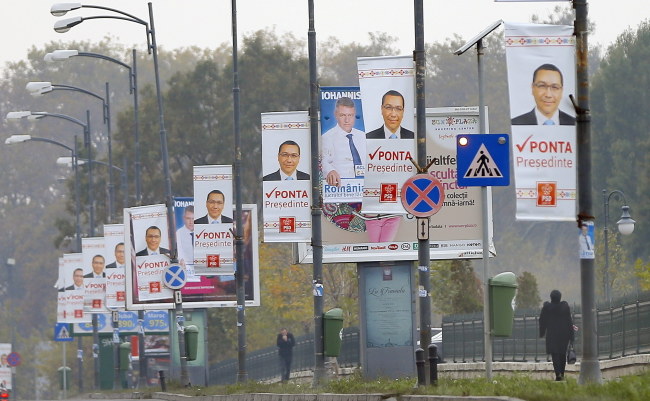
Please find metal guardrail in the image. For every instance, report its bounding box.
[442,291,650,362]
[208,292,650,384]
[209,327,359,385]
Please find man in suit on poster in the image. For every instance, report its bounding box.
[136,226,170,256]
[511,63,575,126]
[263,140,310,181]
[365,90,414,139]
[194,190,233,224]
[105,242,125,269]
[83,254,106,278]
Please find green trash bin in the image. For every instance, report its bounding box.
[489,272,518,337]
[119,342,131,371]
[323,308,344,357]
[184,325,199,361]
[58,366,72,390]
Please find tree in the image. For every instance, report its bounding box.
[430,260,483,315]
[515,271,542,310]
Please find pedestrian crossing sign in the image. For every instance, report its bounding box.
[54,323,74,342]
[456,134,510,187]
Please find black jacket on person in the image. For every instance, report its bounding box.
[539,300,574,354]
[276,332,296,358]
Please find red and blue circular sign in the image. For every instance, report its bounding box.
[400,174,445,217]
[7,351,21,367]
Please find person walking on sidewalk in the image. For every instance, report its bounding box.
[539,289,575,381]
[277,328,296,381]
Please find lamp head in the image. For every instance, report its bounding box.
[5,135,32,145]
[6,111,32,120]
[49,49,79,61]
[617,205,636,236]
[54,16,83,33]
[50,3,82,17]
[26,82,53,96]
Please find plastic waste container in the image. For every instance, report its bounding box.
[323,308,344,357]
[489,272,518,337]
[184,325,199,361]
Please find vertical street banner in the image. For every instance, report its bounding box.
[82,237,107,312]
[63,253,89,323]
[261,112,311,242]
[193,165,235,273]
[320,87,366,203]
[173,197,198,280]
[358,55,416,219]
[57,257,66,323]
[125,204,173,304]
[0,343,11,389]
[505,22,577,221]
[104,224,126,309]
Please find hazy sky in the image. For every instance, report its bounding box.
[1,0,648,67]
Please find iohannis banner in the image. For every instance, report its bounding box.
[505,22,576,221]
[320,87,365,203]
[104,224,126,309]
[81,237,107,312]
[261,112,311,242]
[357,55,416,215]
[193,165,235,273]
[125,204,173,304]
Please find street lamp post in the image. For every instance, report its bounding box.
[45,49,142,205]
[5,110,93,234]
[5,134,82,252]
[602,189,636,305]
[52,2,188,386]
[26,81,116,222]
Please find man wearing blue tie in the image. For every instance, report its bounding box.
[365,90,415,140]
[321,97,367,187]
[263,141,310,181]
[194,190,234,224]
[511,63,575,126]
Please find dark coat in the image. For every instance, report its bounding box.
[194,215,233,224]
[135,247,170,257]
[276,332,296,358]
[539,300,574,354]
[511,108,576,126]
[366,126,415,139]
[263,169,310,181]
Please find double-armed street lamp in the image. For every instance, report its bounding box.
[5,134,82,253]
[6,110,95,235]
[51,2,188,386]
[45,49,143,205]
[602,189,636,305]
[26,81,117,222]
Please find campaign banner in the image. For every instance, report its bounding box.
[261,112,311,242]
[319,87,365,203]
[0,343,10,389]
[125,200,260,310]
[505,22,577,221]
[82,237,107,312]
[358,55,416,215]
[57,257,66,323]
[298,107,493,263]
[63,253,89,323]
[104,224,126,309]
[193,165,235,273]
[125,204,173,304]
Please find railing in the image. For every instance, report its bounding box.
[209,327,359,385]
[442,291,650,362]
[208,292,650,384]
